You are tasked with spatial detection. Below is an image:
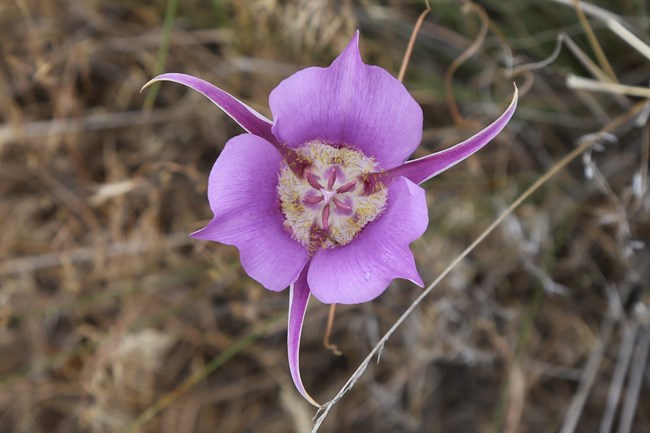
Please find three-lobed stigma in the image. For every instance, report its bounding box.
[278,141,387,251]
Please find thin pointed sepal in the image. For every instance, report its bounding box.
[287,266,321,407]
[141,73,278,145]
[378,85,518,185]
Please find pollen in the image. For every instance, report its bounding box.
[278,141,387,250]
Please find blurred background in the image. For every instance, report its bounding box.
[1,0,649,432]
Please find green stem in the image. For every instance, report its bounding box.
[143,0,179,110]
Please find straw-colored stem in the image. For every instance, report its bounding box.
[397,2,431,83]
[444,2,489,127]
[571,0,618,83]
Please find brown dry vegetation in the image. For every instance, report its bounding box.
[1,0,649,432]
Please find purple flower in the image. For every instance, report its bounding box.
[144,32,517,406]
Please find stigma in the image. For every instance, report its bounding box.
[278,141,387,251]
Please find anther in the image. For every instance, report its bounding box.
[327,169,337,189]
[306,172,323,190]
[303,195,324,205]
[332,197,352,213]
[321,204,331,231]
[336,181,356,194]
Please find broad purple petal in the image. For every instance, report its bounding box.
[308,177,428,304]
[192,134,308,292]
[287,265,320,407]
[381,86,518,185]
[143,73,278,145]
[269,31,423,170]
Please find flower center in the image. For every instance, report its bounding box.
[278,141,387,252]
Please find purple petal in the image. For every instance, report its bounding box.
[308,177,428,304]
[269,31,423,170]
[143,73,278,145]
[383,86,518,185]
[192,134,308,292]
[287,265,320,407]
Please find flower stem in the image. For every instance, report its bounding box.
[323,304,342,356]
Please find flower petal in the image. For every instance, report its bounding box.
[308,177,428,304]
[269,31,423,170]
[382,86,518,185]
[287,265,320,407]
[143,73,278,145]
[192,134,308,292]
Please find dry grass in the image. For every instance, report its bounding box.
[1,0,649,432]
